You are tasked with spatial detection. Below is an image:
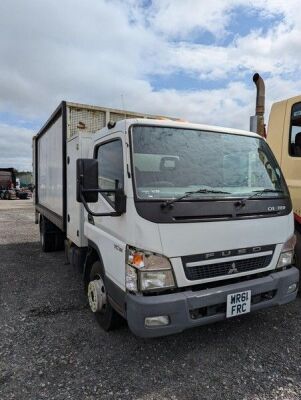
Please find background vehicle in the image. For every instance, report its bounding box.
[0,168,29,200]
[33,101,299,338]
[16,172,33,188]
[251,73,301,270]
[0,168,17,200]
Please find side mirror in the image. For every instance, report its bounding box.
[76,159,99,203]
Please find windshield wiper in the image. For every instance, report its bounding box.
[161,188,231,208]
[235,189,285,209]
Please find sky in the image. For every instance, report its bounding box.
[1,0,301,171]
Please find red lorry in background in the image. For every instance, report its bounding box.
[0,168,29,200]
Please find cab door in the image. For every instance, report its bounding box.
[85,133,128,290]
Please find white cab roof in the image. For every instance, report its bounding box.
[94,117,261,141]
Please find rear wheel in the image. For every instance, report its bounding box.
[40,217,65,252]
[40,217,55,252]
[88,261,123,331]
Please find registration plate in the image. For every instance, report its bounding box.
[226,290,251,318]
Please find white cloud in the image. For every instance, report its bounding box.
[0,124,33,171]
[141,0,301,40]
[134,81,254,130]
[144,0,237,39]
[1,0,301,169]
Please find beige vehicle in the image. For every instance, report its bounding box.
[251,73,301,269]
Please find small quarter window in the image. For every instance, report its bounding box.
[290,102,301,157]
[97,140,124,204]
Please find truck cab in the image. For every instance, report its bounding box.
[79,119,298,337]
[251,74,301,273]
[267,97,301,271]
[268,97,301,227]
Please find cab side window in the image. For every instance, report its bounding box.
[97,139,124,204]
[290,102,301,157]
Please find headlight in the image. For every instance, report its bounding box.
[140,270,175,291]
[125,247,176,292]
[277,251,294,269]
[276,235,296,269]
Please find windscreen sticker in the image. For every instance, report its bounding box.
[293,110,301,117]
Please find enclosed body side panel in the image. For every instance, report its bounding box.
[37,116,63,216]
[33,102,66,230]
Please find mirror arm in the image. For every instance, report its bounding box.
[82,188,117,194]
[80,188,121,217]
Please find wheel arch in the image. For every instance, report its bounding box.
[84,240,104,285]
[84,239,126,317]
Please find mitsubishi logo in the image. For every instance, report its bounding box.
[228,262,238,274]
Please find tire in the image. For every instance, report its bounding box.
[40,218,56,252]
[54,232,65,251]
[40,217,65,252]
[88,261,123,331]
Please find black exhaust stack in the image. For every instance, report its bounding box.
[250,73,265,137]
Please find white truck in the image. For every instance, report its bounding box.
[33,101,299,337]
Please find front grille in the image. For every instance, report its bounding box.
[183,255,273,281]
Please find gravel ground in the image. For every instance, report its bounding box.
[1,202,301,400]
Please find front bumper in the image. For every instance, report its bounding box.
[126,267,299,338]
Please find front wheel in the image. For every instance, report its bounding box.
[88,261,123,331]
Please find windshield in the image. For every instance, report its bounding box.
[131,126,288,201]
